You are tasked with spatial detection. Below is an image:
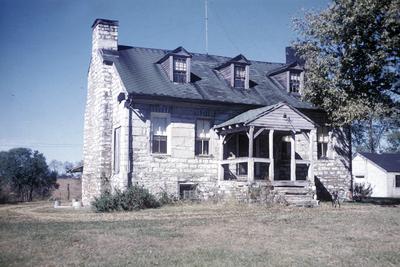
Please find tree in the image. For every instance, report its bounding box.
[0,148,56,201]
[386,129,400,152]
[294,0,400,126]
[48,160,64,175]
[352,113,399,153]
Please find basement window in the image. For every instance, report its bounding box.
[173,57,187,83]
[195,119,211,156]
[179,184,196,200]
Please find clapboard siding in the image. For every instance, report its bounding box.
[250,105,315,130]
[219,64,232,86]
[160,56,171,79]
[272,71,288,91]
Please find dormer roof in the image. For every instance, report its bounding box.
[156,46,192,63]
[266,61,302,76]
[215,54,251,70]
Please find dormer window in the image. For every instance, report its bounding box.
[234,65,246,88]
[289,71,301,93]
[215,54,251,89]
[157,46,192,84]
[173,57,187,83]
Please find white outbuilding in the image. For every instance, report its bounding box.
[352,152,400,198]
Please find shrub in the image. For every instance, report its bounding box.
[158,190,178,205]
[353,183,373,202]
[92,185,161,212]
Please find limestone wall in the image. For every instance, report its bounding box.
[128,103,242,198]
[314,127,352,199]
[82,20,119,206]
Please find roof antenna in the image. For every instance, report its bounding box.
[205,0,209,54]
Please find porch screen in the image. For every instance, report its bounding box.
[195,119,210,155]
[152,117,167,154]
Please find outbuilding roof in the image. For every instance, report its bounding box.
[102,46,316,109]
[359,152,400,172]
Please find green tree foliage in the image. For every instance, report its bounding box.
[294,0,400,126]
[386,129,400,151]
[0,148,57,202]
[352,112,399,152]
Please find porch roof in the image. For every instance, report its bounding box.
[214,102,317,131]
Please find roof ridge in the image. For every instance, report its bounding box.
[118,44,285,65]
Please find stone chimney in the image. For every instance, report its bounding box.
[91,19,119,55]
[285,46,304,65]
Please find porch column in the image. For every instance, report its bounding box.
[308,129,316,183]
[247,126,254,183]
[268,129,274,181]
[218,135,225,181]
[290,132,296,181]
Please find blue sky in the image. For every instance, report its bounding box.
[0,0,329,163]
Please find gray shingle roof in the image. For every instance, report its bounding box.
[215,103,280,128]
[105,46,315,108]
[359,152,400,172]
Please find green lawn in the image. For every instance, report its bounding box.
[0,201,399,266]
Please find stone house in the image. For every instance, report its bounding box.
[82,18,352,206]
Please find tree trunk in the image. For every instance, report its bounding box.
[368,118,375,153]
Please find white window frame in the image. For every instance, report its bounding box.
[150,113,171,155]
[317,127,330,160]
[233,65,246,88]
[195,119,211,156]
[289,71,301,93]
[173,57,187,83]
[395,175,400,188]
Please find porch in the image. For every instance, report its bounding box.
[214,103,317,187]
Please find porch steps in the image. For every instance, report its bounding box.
[273,186,318,207]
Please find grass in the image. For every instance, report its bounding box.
[0,201,400,266]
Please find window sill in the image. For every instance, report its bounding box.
[195,154,213,158]
[151,153,171,159]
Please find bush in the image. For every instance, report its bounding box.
[92,185,161,212]
[158,190,178,205]
[353,183,373,202]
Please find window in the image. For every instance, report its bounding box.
[317,127,329,159]
[289,71,301,93]
[152,117,167,154]
[173,57,187,83]
[195,119,211,156]
[355,175,365,179]
[113,127,121,173]
[234,65,246,88]
[396,175,400,188]
[179,183,196,200]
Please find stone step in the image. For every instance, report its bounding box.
[273,187,309,195]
